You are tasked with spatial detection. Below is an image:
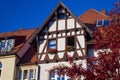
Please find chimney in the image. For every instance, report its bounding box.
[101,9,107,15]
[18,28,24,31]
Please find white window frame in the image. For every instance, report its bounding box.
[50,70,70,80]
[30,69,34,80]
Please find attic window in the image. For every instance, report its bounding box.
[96,20,110,27]
[58,13,65,19]
[0,39,14,54]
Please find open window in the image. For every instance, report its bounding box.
[66,36,75,51]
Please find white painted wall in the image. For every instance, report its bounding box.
[49,21,56,32]
[39,60,87,80]
[67,18,74,29]
[0,55,17,80]
[77,36,85,49]
[39,40,47,53]
[58,38,65,51]
[58,20,65,30]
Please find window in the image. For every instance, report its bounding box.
[96,20,110,27]
[30,69,34,80]
[58,13,65,19]
[50,70,70,80]
[67,36,75,47]
[48,39,56,49]
[24,70,28,80]
[0,63,2,77]
[87,47,94,57]
[0,39,14,53]
[18,70,22,80]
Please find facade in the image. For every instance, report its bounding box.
[0,28,37,80]
[29,2,109,80]
[0,2,110,80]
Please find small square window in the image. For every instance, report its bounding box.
[48,39,56,49]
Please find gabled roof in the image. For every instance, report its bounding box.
[79,9,110,32]
[29,2,93,43]
[79,9,109,24]
[0,28,37,56]
[17,46,37,66]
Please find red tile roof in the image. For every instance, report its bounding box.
[0,28,37,54]
[79,9,109,24]
[18,46,37,65]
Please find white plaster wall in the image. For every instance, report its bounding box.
[57,52,64,58]
[39,40,47,53]
[67,18,74,29]
[76,36,85,49]
[17,65,37,80]
[58,38,65,51]
[76,22,82,28]
[58,20,65,30]
[0,55,17,80]
[39,60,87,80]
[49,21,56,32]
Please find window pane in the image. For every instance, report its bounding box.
[7,39,14,51]
[30,69,34,79]
[104,20,109,26]
[24,70,28,80]
[0,40,6,50]
[48,40,56,49]
[0,63,2,68]
[19,70,22,80]
[88,48,94,57]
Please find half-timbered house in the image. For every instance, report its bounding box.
[29,2,96,80]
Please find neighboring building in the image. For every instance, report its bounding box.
[0,2,110,80]
[29,2,109,80]
[0,28,37,80]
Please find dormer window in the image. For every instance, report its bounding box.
[96,20,110,27]
[0,39,14,54]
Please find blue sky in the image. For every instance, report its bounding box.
[0,0,117,32]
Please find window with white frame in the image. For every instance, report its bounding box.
[0,39,14,53]
[18,70,22,80]
[24,70,28,80]
[50,70,70,80]
[48,39,56,49]
[30,69,34,80]
[96,20,110,27]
